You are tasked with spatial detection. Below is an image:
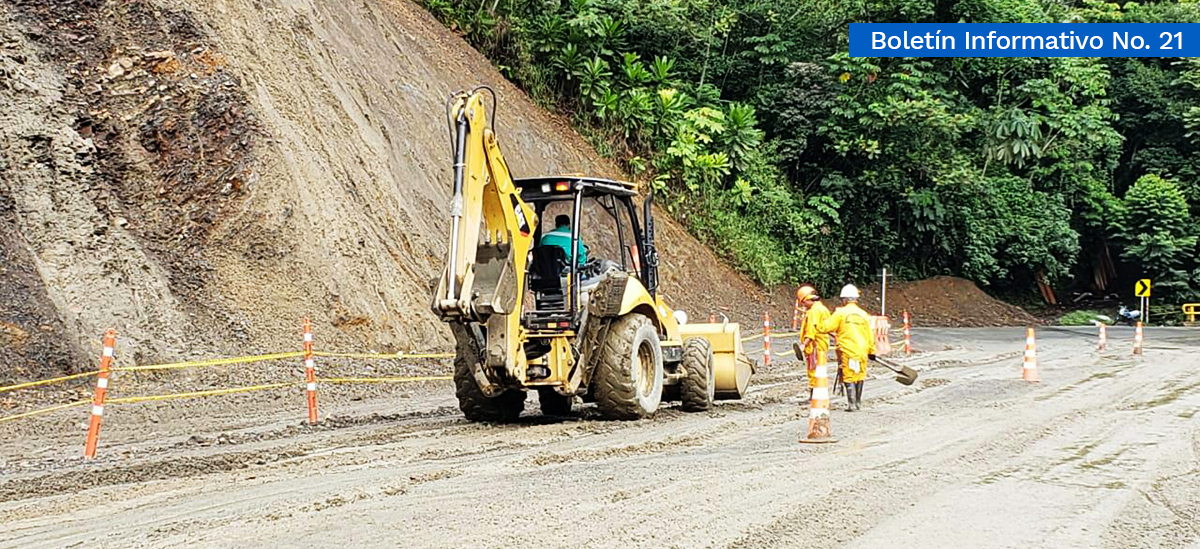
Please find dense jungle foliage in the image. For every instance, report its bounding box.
[421,0,1200,316]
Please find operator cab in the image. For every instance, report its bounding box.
[514,176,659,333]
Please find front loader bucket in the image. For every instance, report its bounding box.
[679,322,752,400]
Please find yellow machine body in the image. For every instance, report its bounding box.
[431,87,750,421]
[678,322,752,399]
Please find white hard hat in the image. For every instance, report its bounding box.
[840,284,860,299]
[673,310,688,325]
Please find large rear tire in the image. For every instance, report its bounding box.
[593,314,663,420]
[680,337,715,412]
[453,329,525,422]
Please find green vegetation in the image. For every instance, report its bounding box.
[1057,310,1110,326]
[421,0,1200,313]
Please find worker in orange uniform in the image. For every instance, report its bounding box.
[821,284,875,411]
[792,285,831,402]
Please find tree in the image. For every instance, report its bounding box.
[416,0,1200,294]
[1111,174,1199,299]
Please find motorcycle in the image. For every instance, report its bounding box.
[1116,305,1141,326]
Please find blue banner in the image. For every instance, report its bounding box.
[849,23,1200,57]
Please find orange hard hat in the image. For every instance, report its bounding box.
[796,285,817,301]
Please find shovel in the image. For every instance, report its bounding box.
[871,356,918,386]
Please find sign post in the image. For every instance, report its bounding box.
[881,267,888,317]
[1135,278,1151,325]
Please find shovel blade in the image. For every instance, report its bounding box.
[894,365,918,386]
[874,357,918,386]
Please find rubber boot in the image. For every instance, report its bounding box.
[854,381,864,411]
[844,383,855,412]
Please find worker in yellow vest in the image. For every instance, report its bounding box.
[821,284,876,411]
[793,285,831,402]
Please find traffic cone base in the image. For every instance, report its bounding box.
[799,416,837,444]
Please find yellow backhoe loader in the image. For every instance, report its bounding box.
[431,86,753,421]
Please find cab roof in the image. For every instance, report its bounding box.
[514,176,639,201]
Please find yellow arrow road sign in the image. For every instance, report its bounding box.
[1135,279,1151,298]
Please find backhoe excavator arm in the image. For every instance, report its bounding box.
[431,87,536,371]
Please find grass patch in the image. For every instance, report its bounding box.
[1058,310,1111,326]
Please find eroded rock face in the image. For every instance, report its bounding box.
[0,0,764,382]
[1,2,253,376]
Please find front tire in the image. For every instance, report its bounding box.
[680,337,715,412]
[452,327,525,422]
[593,314,663,420]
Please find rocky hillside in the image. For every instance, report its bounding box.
[0,0,770,381]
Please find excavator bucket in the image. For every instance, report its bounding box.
[678,322,752,400]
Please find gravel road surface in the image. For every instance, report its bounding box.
[1,327,1197,548]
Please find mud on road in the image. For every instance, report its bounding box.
[1,327,1198,548]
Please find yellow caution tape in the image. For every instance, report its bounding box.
[0,370,102,394]
[312,351,454,360]
[0,348,450,398]
[316,375,453,384]
[113,352,306,373]
[106,382,297,404]
[0,353,302,394]
[0,399,91,423]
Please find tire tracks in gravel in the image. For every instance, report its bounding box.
[0,374,800,506]
[0,406,465,503]
[0,345,1041,513]
[8,335,1192,548]
[725,395,1108,548]
[724,344,1199,549]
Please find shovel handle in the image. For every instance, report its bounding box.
[871,357,902,374]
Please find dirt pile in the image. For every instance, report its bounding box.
[863,276,1037,327]
[746,276,1036,330]
[0,0,766,383]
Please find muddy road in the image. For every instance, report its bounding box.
[1,327,1198,548]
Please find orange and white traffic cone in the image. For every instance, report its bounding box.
[303,317,318,425]
[800,352,836,444]
[791,297,801,331]
[1133,321,1143,356]
[763,311,771,368]
[1022,327,1039,382]
[84,329,117,459]
[708,312,716,323]
[903,311,913,356]
[1098,323,1107,351]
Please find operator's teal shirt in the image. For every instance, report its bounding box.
[540,226,587,267]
